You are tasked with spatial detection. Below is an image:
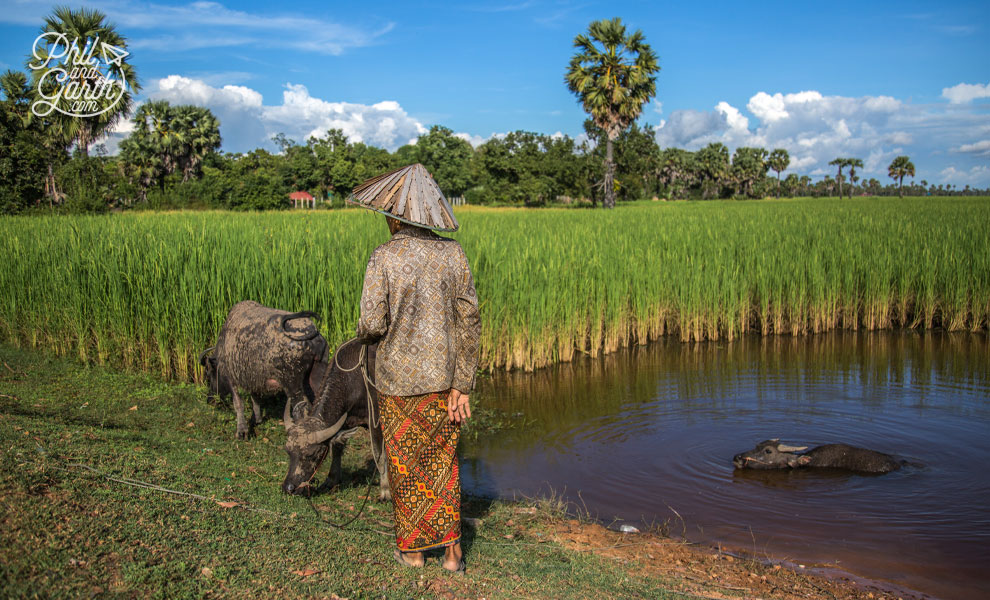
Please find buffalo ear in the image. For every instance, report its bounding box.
[293,401,312,420]
[797,455,812,466]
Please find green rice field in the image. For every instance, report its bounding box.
[1,197,987,379]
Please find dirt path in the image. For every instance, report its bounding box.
[553,519,928,600]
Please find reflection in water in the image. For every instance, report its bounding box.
[462,331,990,600]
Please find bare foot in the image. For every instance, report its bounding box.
[394,549,425,568]
[441,543,464,572]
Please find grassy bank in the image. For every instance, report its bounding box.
[0,197,987,378]
[0,343,914,599]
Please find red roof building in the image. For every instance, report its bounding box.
[289,190,316,208]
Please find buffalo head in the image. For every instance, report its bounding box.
[199,346,221,397]
[733,439,810,469]
[281,402,347,495]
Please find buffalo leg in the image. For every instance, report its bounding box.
[231,388,249,439]
[251,396,263,426]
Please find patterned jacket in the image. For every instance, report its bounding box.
[356,225,481,396]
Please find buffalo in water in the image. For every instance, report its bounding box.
[282,339,390,501]
[733,439,906,474]
[200,300,328,439]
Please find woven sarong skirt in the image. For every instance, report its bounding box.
[379,389,461,552]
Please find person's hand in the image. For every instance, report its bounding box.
[447,388,471,424]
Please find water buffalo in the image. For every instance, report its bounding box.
[733,439,904,474]
[200,300,328,439]
[282,339,390,501]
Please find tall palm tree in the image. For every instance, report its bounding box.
[767,148,790,198]
[828,157,849,198]
[696,142,729,199]
[565,18,659,208]
[172,105,221,181]
[119,132,160,203]
[888,155,915,197]
[657,147,692,199]
[121,101,221,199]
[846,158,863,198]
[29,6,139,156]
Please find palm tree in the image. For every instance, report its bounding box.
[119,133,160,203]
[657,147,692,199]
[29,6,139,156]
[121,101,222,199]
[696,142,729,199]
[730,147,768,197]
[767,148,790,198]
[1,70,32,122]
[828,158,849,198]
[866,178,880,195]
[565,18,659,208]
[888,155,915,197]
[174,105,221,181]
[846,158,863,198]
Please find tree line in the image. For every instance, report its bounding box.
[3,97,983,214]
[1,9,986,214]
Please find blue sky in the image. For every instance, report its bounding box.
[1,0,988,186]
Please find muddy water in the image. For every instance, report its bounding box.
[462,332,990,600]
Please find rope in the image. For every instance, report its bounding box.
[33,456,391,537]
[327,338,384,476]
[55,462,290,519]
[294,337,386,530]
[23,454,722,568]
[332,338,362,372]
[305,476,376,530]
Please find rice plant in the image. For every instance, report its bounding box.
[0,197,987,379]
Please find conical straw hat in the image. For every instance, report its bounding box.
[347,163,459,232]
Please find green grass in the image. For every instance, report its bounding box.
[0,343,679,599]
[0,197,987,378]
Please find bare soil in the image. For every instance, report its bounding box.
[552,519,929,600]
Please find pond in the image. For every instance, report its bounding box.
[462,331,990,600]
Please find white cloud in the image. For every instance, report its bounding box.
[131,75,426,153]
[453,132,486,147]
[654,88,988,186]
[935,25,978,36]
[93,115,135,155]
[715,101,749,131]
[453,131,511,148]
[0,1,393,55]
[942,82,990,104]
[939,165,990,186]
[954,139,990,156]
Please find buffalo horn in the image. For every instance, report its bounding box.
[301,413,348,446]
[198,346,215,366]
[777,444,808,452]
[283,399,295,429]
[280,311,321,341]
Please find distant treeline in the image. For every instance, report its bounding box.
[1,96,986,215]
